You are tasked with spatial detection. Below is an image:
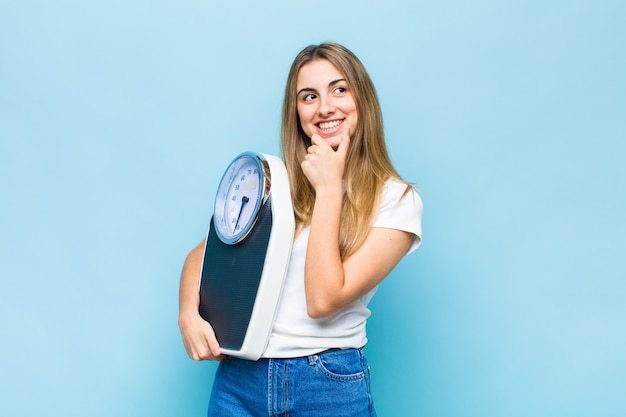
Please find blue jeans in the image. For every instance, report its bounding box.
[208,348,377,417]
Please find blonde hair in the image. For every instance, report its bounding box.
[281,42,409,259]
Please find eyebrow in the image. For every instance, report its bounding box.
[297,78,346,96]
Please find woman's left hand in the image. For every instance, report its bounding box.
[301,129,350,191]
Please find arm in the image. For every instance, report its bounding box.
[301,132,414,318]
[178,239,224,361]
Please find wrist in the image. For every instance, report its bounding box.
[179,300,200,318]
[314,182,343,198]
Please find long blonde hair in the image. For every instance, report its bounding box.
[281,42,408,259]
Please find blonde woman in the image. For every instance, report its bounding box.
[179,42,423,416]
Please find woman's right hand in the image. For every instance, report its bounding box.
[301,130,350,192]
[178,310,225,361]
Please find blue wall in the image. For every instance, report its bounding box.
[1,1,624,416]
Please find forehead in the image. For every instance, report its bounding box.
[296,59,345,88]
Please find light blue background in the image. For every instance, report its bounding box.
[1,1,625,416]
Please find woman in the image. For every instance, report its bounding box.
[178,42,423,416]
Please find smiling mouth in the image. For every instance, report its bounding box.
[317,119,342,133]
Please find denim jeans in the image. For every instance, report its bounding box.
[207,348,377,417]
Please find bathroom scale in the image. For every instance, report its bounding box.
[198,151,294,360]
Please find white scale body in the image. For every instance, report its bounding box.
[198,152,294,360]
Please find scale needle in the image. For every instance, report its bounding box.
[233,195,250,233]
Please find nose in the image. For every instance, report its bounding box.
[317,95,335,117]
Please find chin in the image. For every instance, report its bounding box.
[323,135,342,149]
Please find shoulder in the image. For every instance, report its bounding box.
[374,178,423,253]
[380,178,423,212]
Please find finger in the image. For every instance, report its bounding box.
[204,325,222,358]
[310,134,323,146]
[209,341,222,358]
[187,338,210,361]
[336,128,351,159]
[311,134,333,151]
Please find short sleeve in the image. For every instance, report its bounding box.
[372,179,423,255]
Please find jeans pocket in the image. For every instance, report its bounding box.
[313,349,366,381]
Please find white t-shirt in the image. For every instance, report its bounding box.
[262,178,423,358]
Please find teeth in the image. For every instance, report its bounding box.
[318,120,341,129]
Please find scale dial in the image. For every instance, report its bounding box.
[214,152,270,244]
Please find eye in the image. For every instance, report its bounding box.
[303,93,317,102]
[333,86,348,95]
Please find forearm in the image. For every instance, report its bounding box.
[304,185,345,318]
[178,239,223,360]
[179,240,205,317]
[301,132,352,318]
